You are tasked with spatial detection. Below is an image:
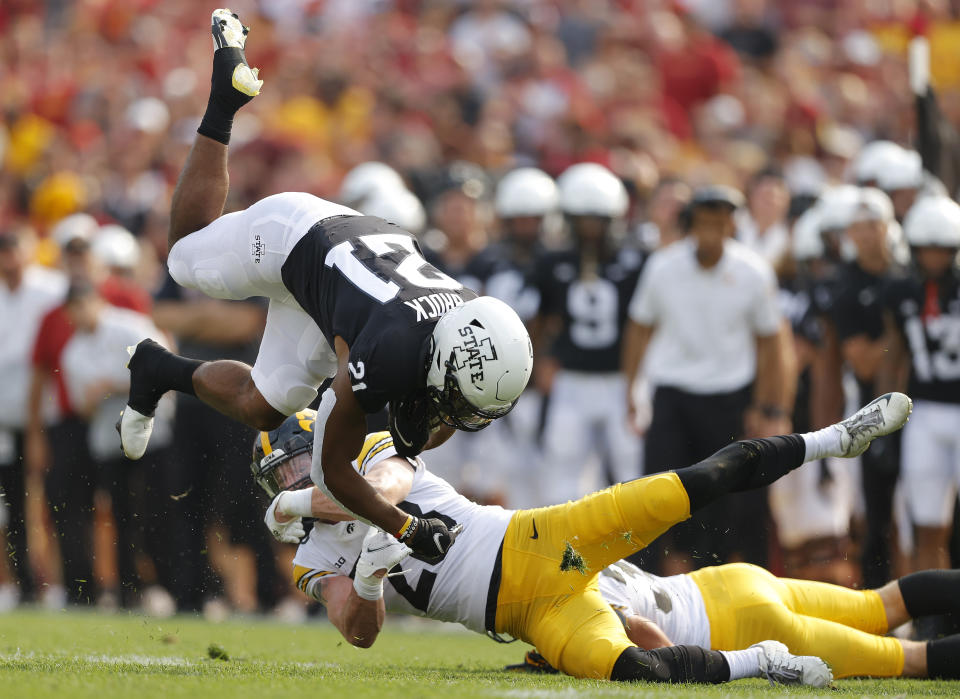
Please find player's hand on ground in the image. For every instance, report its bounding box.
[399,517,463,561]
[264,492,306,544]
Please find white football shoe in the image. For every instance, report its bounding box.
[210,9,262,96]
[752,641,833,688]
[836,391,912,457]
[117,342,160,460]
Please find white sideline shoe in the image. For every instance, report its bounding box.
[752,640,833,688]
[836,391,912,457]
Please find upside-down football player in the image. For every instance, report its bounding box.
[254,392,959,684]
[117,10,533,561]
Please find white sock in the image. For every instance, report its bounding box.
[720,647,764,681]
[801,425,843,462]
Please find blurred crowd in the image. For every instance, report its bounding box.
[2,0,960,622]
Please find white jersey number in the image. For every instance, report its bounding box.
[905,314,960,381]
[567,278,619,349]
[325,233,461,303]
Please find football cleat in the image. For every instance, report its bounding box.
[836,392,912,458]
[752,641,833,688]
[210,9,262,97]
[504,650,558,674]
[117,340,168,460]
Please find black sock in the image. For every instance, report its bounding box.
[610,645,729,684]
[157,352,203,397]
[927,634,960,679]
[128,340,202,415]
[197,47,256,145]
[898,570,960,618]
[676,435,806,512]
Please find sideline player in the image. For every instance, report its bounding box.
[117,10,533,558]
[258,394,918,683]
[881,195,960,572]
[530,163,644,504]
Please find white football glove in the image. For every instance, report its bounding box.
[264,492,306,544]
[353,527,412,601]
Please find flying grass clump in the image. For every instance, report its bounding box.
[559,542,587,574]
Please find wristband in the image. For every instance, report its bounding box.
[752,404,786,419]
[396,515,415,541]
[278,488,314,518]
[353,574,384,601]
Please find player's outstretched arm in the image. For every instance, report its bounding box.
[169,10,262,248]
[320,575,386,649]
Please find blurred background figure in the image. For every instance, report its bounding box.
[0,224,66,607]
[824,187,904,590]
[60,281,172,608]
[532,162,642,505]
[881,196,960,575]
[624,186,789,574]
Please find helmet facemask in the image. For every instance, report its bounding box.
[251,447,313,498]
[428,357,516,432]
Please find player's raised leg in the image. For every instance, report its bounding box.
[530,392,912,577]
[169,9,261,248]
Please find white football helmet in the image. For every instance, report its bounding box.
[92,224,140,269]
[875,149,923,191]
[339,162,405,206]
[427,297,533,431]
[851,140,906,185]
[792,207,824,261]
[903,195,960,248]
[359,187,426,234]
[495,168,559,218]
[556,163,628,218]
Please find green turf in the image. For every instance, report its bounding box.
[0,610,957,698]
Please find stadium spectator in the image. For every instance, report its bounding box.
[623,186,789,573]
[0,224,66,605]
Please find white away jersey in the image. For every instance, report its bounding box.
[293,434,514,634]
[597,560,711,649]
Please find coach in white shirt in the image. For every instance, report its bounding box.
[0,226,66,602]
[622,186,790,574]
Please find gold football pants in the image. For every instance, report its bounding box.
[690,563,904,678]
[493,472,691,679]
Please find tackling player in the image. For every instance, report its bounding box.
[256,393,919,684]
[116,10,533,559]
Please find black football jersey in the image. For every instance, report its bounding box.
[884,271,960,404]
[281,215,477,413]
[463,242,542,322]
[531,246,645,372]
[830,262,891,344]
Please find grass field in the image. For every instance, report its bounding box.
[0,610,957,698]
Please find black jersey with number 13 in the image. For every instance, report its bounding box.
[885,271,960,404]
[281,215,477,413]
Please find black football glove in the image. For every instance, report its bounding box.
[388,394,439,458]
[398,517,463,562]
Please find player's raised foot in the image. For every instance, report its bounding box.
[117,339,169,460]
[836,392,912,458]
[209,9,262,97]
[504,650,558,674]
[752,641,833,688]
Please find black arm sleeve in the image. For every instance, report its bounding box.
[610,645,730,684]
